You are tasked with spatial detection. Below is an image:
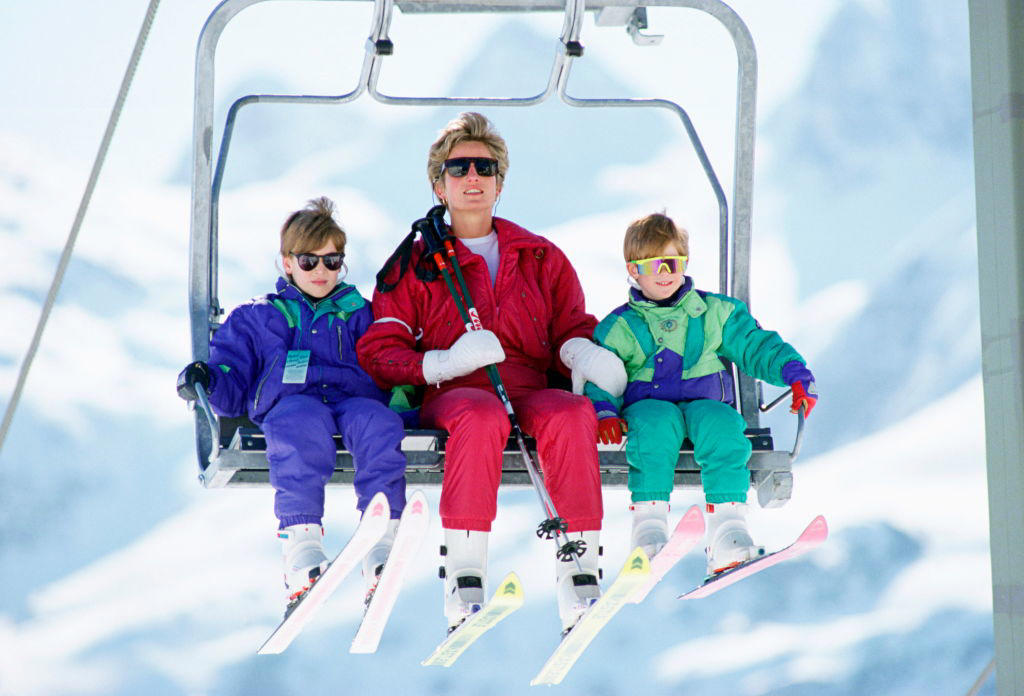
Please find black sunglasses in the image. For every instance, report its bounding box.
[442,157,499,178]
[291,252,344,272]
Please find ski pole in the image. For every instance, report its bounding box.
[416,206,587,569]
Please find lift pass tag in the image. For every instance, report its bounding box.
[282,350,310,384]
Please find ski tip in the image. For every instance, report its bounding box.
[679,504,706,533]
[405,489,429,518]
[624,546,652,574]
[806,515,829,541]
[495,571,524,602]
[366,491,390,519]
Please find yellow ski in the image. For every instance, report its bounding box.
[422,572,524,667]
[531,548,650,686]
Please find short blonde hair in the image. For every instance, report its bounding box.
[623,213,688,262]
[279,196,347,256]
[427,112,509,186]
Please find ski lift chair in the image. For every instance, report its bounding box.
[187,0,805,508]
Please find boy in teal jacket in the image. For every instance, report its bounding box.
[587,213,818,576]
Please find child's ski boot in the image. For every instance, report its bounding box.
[279,523,329,606]
[704,502,765,576]
[362,518,400,606]
[630,500,670,559]
[440,529,488,633]
[555,530,601,636]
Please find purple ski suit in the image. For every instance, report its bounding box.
[204,277,407,526]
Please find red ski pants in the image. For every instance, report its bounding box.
[421,387,603,532]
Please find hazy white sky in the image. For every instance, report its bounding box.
[0,0,839,180]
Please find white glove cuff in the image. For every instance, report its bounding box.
[559,336,592,369]
[422,349,450,385]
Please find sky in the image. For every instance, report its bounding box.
[0,0,839,179]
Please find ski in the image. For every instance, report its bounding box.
[628,504,705,604]
[678,515,829,600]
[257,492,390,655]
[350,489,430,654]
[422,571,524,667]
[531,547,651,686]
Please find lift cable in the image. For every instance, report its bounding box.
[965,657,995,696]
[0,0,162,456]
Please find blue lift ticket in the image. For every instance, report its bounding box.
[282,350,311,383]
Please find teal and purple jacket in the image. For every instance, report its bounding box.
[586,279,806,419]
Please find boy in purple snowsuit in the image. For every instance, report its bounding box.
[177,197,407,608]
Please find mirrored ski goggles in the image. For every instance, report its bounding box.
[442,157,499,178]
[631,255,688,275]
[291,252,344,272]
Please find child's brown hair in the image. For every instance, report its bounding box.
[279,197,347,256]
[623,212,689,262]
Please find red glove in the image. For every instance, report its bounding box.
[597,417,627,445]
[790,380,818,418]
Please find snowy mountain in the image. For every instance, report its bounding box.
[0,1,993,694]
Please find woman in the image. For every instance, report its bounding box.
[357,112,626,636]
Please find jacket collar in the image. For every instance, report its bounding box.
[491,217,546,250]
[275,276,363,312]
[628,277,707,317]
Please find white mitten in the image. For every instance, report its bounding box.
[560,336,627,396]
[422,329,506,385]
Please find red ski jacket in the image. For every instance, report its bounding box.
[357,217,597,403]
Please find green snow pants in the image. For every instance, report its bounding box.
[622,398,751,504]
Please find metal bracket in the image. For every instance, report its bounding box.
[594,7,662,46]
[627,8,663,46]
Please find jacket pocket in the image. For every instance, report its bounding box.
[337,325,345,362]
[253,353,280,412]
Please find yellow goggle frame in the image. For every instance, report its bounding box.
[631,255,688,275]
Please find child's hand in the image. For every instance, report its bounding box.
[176,361,211,401]
[790,381,818,417]
[782,360,817,417]
[560,337,627,397]
[597,417,627,445]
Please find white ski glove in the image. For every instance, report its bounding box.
[422,329,506,385]
[560,336,627,397]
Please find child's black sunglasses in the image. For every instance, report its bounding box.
[442,157,499,178]
[291,252,344,272]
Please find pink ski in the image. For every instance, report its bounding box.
[349,490,429,653]
[628,505,705,604]
[258,493,390,654]
[679,515,828,600]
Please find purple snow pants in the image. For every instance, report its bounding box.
[261,394,407,528]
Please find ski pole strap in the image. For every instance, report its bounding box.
[536,517,569,540]
[375,229,416,293]
[375,230,447,292]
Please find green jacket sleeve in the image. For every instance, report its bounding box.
[718,297,805,386]
[583,312,643,417]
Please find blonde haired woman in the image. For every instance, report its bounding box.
[358,113,626,636]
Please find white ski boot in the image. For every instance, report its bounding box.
[556,530,602,636]
[279,523,329,604]
[630,500,670,559]
[362,518,400,606]
[440,529,488,633]
[704,502,765,576]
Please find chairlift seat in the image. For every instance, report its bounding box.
[199,418,793,507]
